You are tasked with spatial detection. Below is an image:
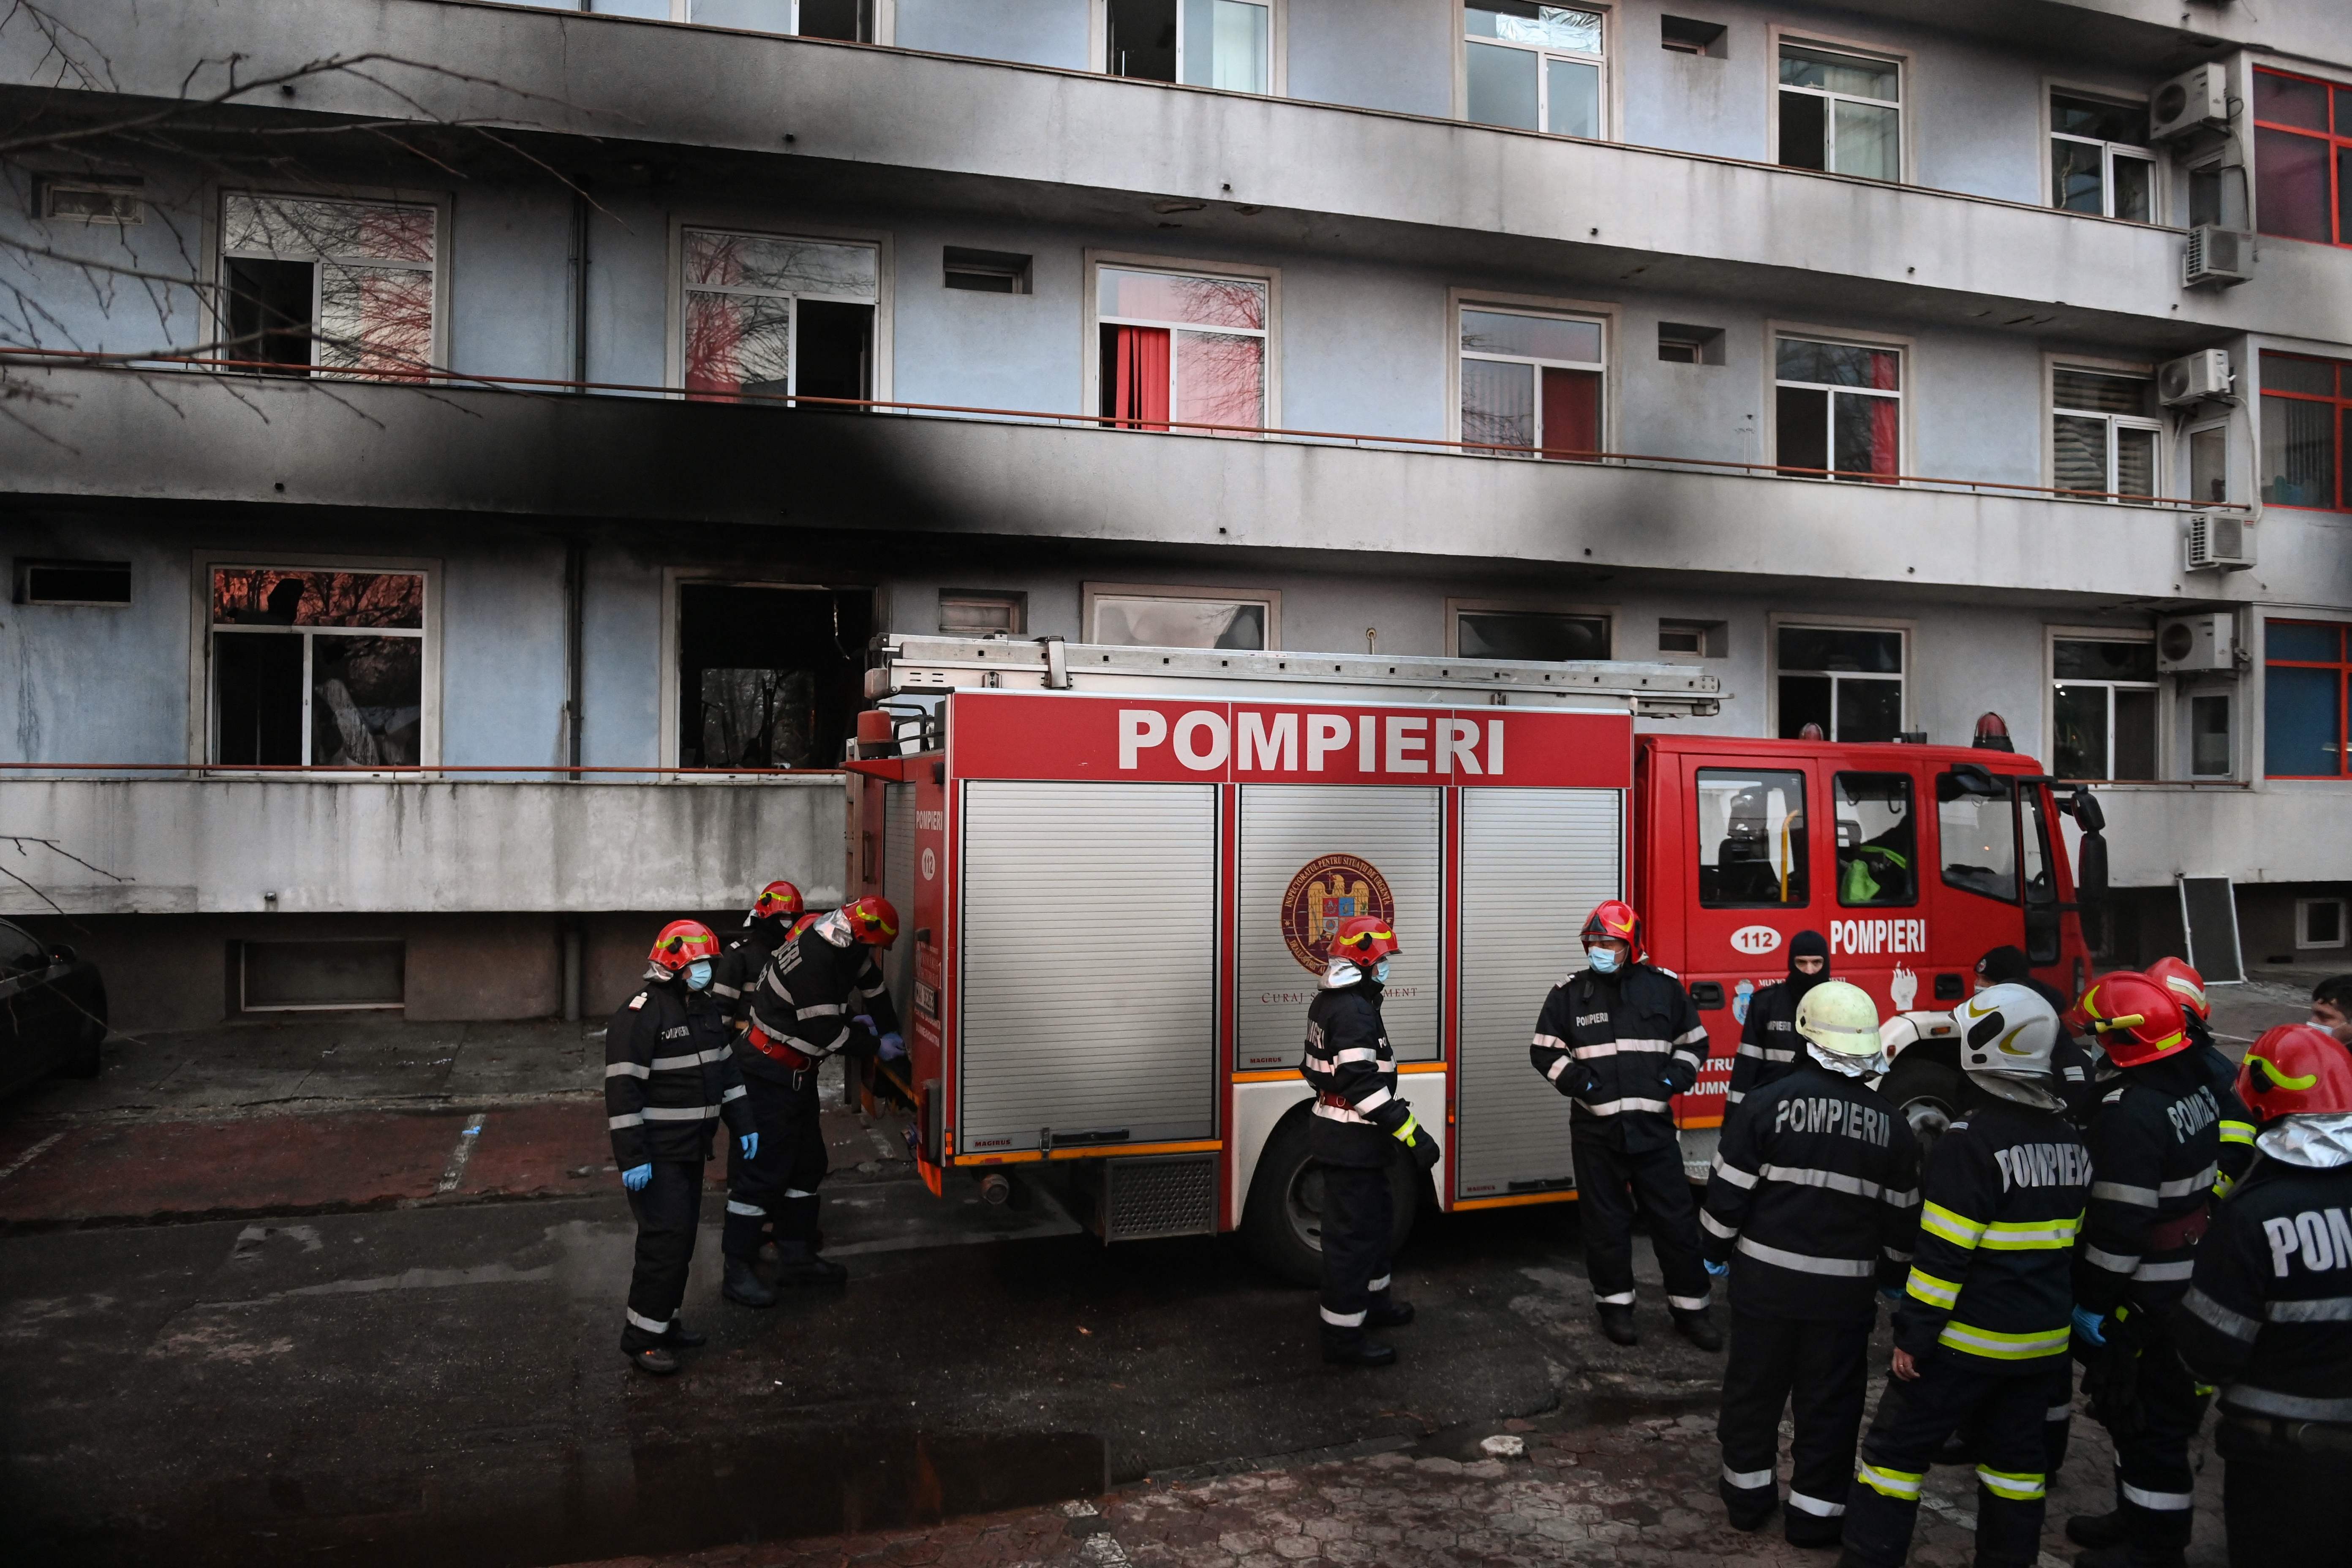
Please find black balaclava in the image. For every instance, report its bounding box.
[1787,929,1831,1006]
[1977,945,2031,985]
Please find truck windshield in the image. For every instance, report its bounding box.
[1697,768,1808,906]
[1937,773,2018,902]
[1835,772,1917,906]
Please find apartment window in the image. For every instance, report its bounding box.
[2050,93,2154,221]
[16,560,131,606]
[2301,897,2348,949]
[39,177,142,225]
[2259,351,2348,510]
[1834,772,1917,906]
[209,568,425,767]
[678,583,872,768]
[1658,618,1727,657]
[1459,306,1603,457]
[1696,768,1808,908]
[1777,623,1903,742]
[2052,635,2157,781]
[939,591,1026,635]
[2052,368,2160,503]
[1465,3,1605,139]
[220,193,436,377]
[1775,335,1899,481]
[2251,66,2351,246]
[1658,322,1723,365]
[1453,607,1610,661]
[2188,422,2230,505]
[1097,265,1269,432]
[943,248,1032,294]
[2265,619,2350,779]
[681,229,878,404]
[685,0,874,36]
[1086,585,1276,649]
[1660,16,1725,57]
[1778,41,1900,182]
[1106,0,1271,92]
[2189,691,2234,778]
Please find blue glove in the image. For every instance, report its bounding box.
[2072,1306,2108,1346]
[740,1132,759,1160]
[1704,1259,1729,1277]
[1881,1287,1903,1308]
[853,1015,876,1031]
[622,1163,652,1192]
[879,1032,906,1062]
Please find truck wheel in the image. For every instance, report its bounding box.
[1882,1055,1964,1162]
[1240,1109,1420,1288]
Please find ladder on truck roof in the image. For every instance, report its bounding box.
[865,635,1722,719]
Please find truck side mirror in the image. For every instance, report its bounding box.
[2075,829,2110,906]
[2069,787,2106,834]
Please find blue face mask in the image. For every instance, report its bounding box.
[685,959,713,991]
[1588,947,1622,975]
[1373,958,1391,983]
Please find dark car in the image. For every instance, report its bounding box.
[0,918,106,1094]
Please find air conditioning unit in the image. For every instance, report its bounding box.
[2182,513,2256,573]
[2159,348,2234,406]
[2157,610,2238,671]
[2151,63,2230,142]
[2183,226,2255,289]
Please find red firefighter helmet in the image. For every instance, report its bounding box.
[648,919,721,972]
[2239,1024,2352,1122]
[2076,971,2189,1068]
[841,894,900,946]
[750,879,804,923]
[1328,915,1401,967]
[1582,900,1644,960]
[2142,956,2209,1022]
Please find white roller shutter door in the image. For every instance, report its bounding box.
[1455,787,1623,1200]
[958,781,1219,1153]
[882,781,916,1027]
[1234,786,1442,1069]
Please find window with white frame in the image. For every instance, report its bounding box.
[2050,93,2154,221]
[680,229,878,403]
[1778,41,1900,182]
[2301,896,2348,950]
[209,567,426,767]
[1775,335,1900,481]
[2051,634,2157,781]
[1464,3,1605,139]
[220,193,436,378]
[1776,623,1903,742]
[1459,305,1604,457]
[592,0,877,35]
[2187,689,2234,779]
[2053,368,2161,504]
[1097,264,1269,431]
[1086,585,1277,649]
[1104,0,1273,91]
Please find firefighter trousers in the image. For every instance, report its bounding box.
[623,1159,704,1351]
[1718,1308,1871,1541]
[2215,1416,2352,1567]
[2100,1325,2204,1549]
[1317,1160,1394,1333]
[1843,1353,2053,1568]
[722,1070,827,1262]
[1570,1129,1712,1312]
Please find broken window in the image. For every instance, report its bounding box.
[220,194,436,377]
[209,568,426,767]
[1086,586,1276,649]
[681,229,878,404]
[677,584,873,769]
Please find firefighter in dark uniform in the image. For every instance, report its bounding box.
[1530,900,1721,1350]
[2145,957,2258,1194]
[727,893,902,1301]
[1300,915,1442,1368]
[2177,1024,2352,1565]
[1703,979,1922,1545]
[710,879,803,1024]
[1727,928,1830,1110]
[605,920,757,1376]
[2065,972,2245,1566]
[1840,982,2092,1568]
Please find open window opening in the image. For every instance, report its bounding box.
[677,583,872,769]
[1108,0,1271,91]
[220,193,437,378]
[1777,623,1904,742]
[681,229,878,405]
[1778,40,1900,182]
[1660,16,1725,57]
[681,0,874,38]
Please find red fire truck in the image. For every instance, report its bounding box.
[844,637,2100,1283]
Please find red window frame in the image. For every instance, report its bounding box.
[2266,619,2352,780]
[2260,350,2350,513]
[2252,65,2352,247]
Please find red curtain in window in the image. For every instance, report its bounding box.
[1866,350,1900,481]
[1540,368,1601,460]
[1108,324,1171,430]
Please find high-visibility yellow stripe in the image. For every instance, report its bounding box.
[1905,1269,1961,1308]
[2219,1121,2254,1146]
[1937,1320,2070,1360]
[1979,1214,2082,1251]
[1921,1202,1987,1249]
[1976,1467,2046,1501]
[1857,1463,1923,1499]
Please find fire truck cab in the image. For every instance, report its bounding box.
[843,637,2099,1284]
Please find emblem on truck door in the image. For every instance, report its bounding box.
[1282,854,1396,973]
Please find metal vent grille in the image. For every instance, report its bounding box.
[1102,1154,1217,1242]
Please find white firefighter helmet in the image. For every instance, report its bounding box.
[1956,983,2060,1082]
[1794,980,1884,1060]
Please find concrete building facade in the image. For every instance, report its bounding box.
[0,0,2345,1028]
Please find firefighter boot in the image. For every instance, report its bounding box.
[665,1320,709,1348]
[723,1256,779,1308]
[2073,1542,2186,1568]
[1321,1328,1398,1367]
[1672,1306,1724,1352]
[774,1242,848,1288]
[2065,1511,2126,1550]
[1367,1298,1416,1328]
[1597,1303,1639,1345]
[624,1345,681,1377]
